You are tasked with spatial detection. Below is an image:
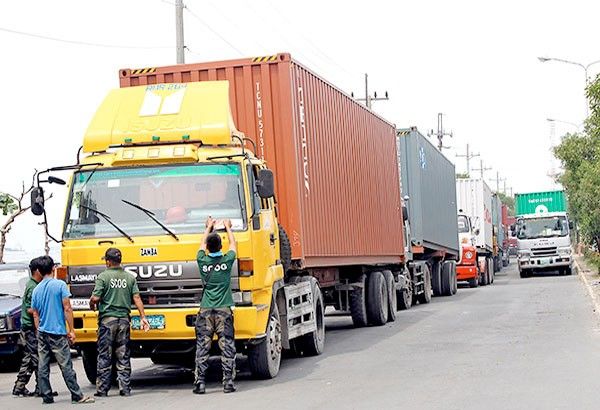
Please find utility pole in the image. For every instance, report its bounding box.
[428,113,453,151]
[456,143,480,177]
[176,0,185,64]
[472,159,491,179]
[492,171,506,193]
[352,73,389,109]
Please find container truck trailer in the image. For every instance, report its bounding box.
[456,179,495,286]
[514,191,573,277]
[397,128,459,297]
[491,194,504,273]
[30,53,451,383]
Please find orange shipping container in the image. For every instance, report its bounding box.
[119,53,405,268]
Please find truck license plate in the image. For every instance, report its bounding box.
[131,315,165,330]
[540,258,550,266]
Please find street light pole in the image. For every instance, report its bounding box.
[538,56,600,117]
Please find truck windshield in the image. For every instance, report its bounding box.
[63,164,246,240]
[516,216,568,240]
[457,215,470,233]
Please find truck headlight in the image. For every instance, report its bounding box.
[518,251,530,259]
[232,291,252,305]
[558,247,571,256]
[0,316,7,331]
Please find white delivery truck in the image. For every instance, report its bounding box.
[456,179,495,285]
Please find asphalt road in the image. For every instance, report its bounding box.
[1,261,600,409]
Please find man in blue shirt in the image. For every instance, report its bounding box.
[31,256,94,405]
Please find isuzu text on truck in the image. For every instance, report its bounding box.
[514,191,573,277]
[30,54,459,383]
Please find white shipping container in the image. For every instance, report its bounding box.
[456,179,493,252]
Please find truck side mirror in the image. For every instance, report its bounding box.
[569,221,574,230]
[31,187,45,216]
[256,169,275,199]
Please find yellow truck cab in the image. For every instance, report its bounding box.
[36,81,320,382]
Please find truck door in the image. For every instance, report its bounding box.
[248,164,278,266]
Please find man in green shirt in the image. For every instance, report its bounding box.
[89,248,149,397]
[12,257,44,397]
[193,217,237,395]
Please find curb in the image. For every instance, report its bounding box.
[575,259,600,318]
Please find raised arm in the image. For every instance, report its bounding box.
[224,219,237,254]
[200,216,215,252]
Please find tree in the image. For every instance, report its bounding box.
[0,183,34,264]
[497,192,515,216]
[553,72,600,257]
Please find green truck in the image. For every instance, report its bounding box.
[514,190,572,277]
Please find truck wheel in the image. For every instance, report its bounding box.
[468,277,479,288]
[289,277,325,356]
[488,258,495,284]
[431,261,442,296]
[278,226,292,276]
[397,271,413,310]
[382,270,397,322]
[350,274,368,327]
[417,264,432,304]
[367,272,389,326]
[451,262,458,295]
[81,346,97,385]
[440,261,454,296]
[565,267,573,276]
[248,303,282,379]
[519,269,529,278]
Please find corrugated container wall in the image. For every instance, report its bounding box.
[456,179,493,251]
[397,128,459,256]
[501,204,509,227]
[119,54,404,267]
[514,191,567,216]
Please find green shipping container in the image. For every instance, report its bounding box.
[514,190,567,216]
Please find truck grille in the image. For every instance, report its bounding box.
[532,247,558,257]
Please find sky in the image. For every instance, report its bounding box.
[0,0,597,258]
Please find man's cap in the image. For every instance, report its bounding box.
[102,248,122,262]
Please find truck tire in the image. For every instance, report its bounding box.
[468,277,479,288]
[289,277,325,356]
[248,303,282,379]
[431,261,442,296]
[367,272,389,326]
[81,346,97,385]
[565,267,573,276]
[350,274,368,327]
[451,262,458,295]
[417,264,432,304]
[520,269,529,278]
[382,270,397,322]
[480,259,489,286]
[441,261,454,296]
[278,226,292,275]
[397,271,413,310]
[488,258,495,284]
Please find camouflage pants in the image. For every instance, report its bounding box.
[97,316,131,393]
[13,327,38,392]
[194,308,236,384]
[38,331,83,403]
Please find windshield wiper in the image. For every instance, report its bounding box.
[121,200,179,241]
[80,205,134,243]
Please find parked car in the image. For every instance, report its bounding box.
[0,263,30,370]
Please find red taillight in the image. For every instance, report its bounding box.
[55,266,68,282]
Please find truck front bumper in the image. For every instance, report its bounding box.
[457,265,478,281]
[518,256,572,271]
[73,305,267,345]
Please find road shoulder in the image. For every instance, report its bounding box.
[575,254,600,317]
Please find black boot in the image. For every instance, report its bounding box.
[12,386,34,397]
[223,379,236,393]
[192,382,206,395]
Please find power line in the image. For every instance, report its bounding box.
[184,5,245,56]
[0,26,170,49]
